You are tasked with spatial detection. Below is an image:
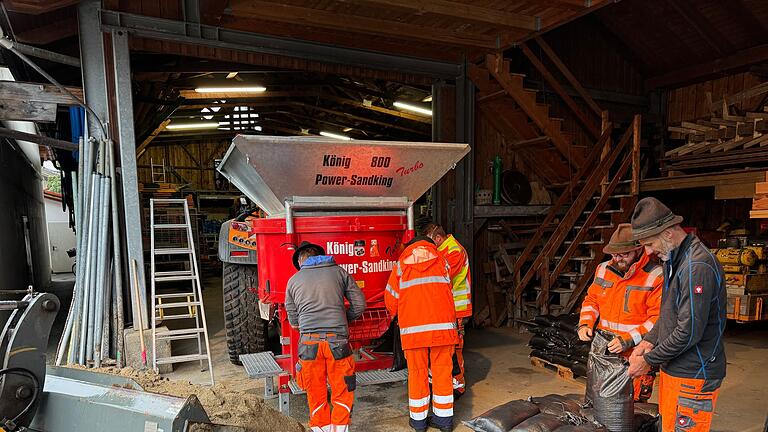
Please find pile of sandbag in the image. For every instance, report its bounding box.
[526,314,590,376]
[463,394,658,432]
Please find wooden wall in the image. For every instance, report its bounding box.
[137,139,232,190]
[666,71,765,125]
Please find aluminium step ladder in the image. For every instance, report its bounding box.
[150,198,215,385]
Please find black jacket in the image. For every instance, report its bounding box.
[643,234,727,381]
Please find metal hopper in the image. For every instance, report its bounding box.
[217,135,470,216]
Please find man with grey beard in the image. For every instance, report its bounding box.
[627,197,726,432]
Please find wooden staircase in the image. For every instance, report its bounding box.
[469,39,644,323]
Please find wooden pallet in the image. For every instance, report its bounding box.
[530,356,586,386]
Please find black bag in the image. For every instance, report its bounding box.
[390,319,406,372]
[528,394,583,416]
[587,330,634,432]
[633,413,657,432]
[462,400,540,432]
[556,425,608,432]
[633,402,659,418]
[509,413,565,432]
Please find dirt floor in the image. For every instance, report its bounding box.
[48,273,768,432]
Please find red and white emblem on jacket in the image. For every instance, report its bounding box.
[694,285,703,294]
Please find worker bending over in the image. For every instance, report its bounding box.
[424,223,472,397]
[285,241,367,432]
[386,236,458,432]
[578,223,662,402]
[628,198,726,432]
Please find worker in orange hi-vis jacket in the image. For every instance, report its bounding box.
[578,223,663,402]
[385,236,458,432]
[285,241,367,432]
[423,223,471,397]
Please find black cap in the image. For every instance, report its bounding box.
[292,241,326,270]
[404,236,435,247]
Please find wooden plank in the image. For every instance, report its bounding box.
[227,0,498,48]
[712,82,768,113]
[755,182,768,195]
[0,100,57,122]
[0,80,82,105]
[360,0,538,30]
[0,126,78,151]
[534,37,602,117]
[715,183,755,200]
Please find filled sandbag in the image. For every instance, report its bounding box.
[633,403,659,418]
[587,331,634,432]
[633,413,657,432]
[509,413,566,432]
[557,426,608,432]
[462,400,540,432]
[529,394,584,416]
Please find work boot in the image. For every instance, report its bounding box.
[408,418,427,432]
[428,417,453,432]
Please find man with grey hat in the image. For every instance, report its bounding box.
[285,241,366,432]
[627,197,726,432]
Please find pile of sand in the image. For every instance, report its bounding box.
[74,366,305,432]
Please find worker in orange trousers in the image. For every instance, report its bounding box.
[578,223,662,402]
[627,198,727,432]
[286,241,367,432]
[386,236,458,432]
[424,223,472,397]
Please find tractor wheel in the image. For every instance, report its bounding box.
[223,262,268,365]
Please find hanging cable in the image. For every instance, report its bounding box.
[0,37,108,139]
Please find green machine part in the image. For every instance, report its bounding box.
[492,155,502,205]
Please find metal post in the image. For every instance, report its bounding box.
[78,0,109,141]
[431,81,445,226]
[454,62,475,253]
[111,29,148,327]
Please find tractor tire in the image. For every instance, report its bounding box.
[223,262,268,365]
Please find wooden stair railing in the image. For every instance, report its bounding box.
[515,120,637,300]
[508,128,612,288]
[486,53,585,168]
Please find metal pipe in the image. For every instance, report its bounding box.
[85,173,103,363]
[284,200,293,234]
[107,140,125,367]
[102,257,113,361]
[78,173,99,364]
[69,137,88,364]
[2,39,81,67]
[93,177,109,366]
[55,169,80,366]
[407,204,415,231]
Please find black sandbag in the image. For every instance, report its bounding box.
[462,400,540,432]
[633,403,659,418]
[553,313,580,333]
[579,407,599,424]
[531,349,556,364]
[529,394,584,416]
[530,335,558,350]
[533,314,557,327]
[557,426,608,432]
[509,413,566,432]
[571,362,588,377]
[389,319,406,372]
[587,330,634,432]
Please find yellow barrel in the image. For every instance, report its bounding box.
[712,248,758,267]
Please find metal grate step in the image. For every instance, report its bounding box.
[357,368,408,386]
[240,352,284,379]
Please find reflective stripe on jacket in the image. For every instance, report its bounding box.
[579,252,662,348]
[437,235,472,318]
[385,240,458,350]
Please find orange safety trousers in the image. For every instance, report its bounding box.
[659,371,720,432]
[453,319,465,395]
[405,345,455,430]
[296,336,356,432]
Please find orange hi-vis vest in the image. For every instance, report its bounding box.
[385,240,458,350]
[579,252,663,348]
[437,235,472,319]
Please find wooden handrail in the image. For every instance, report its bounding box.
[509,127,611,283]
[515,124,633,299]
[535,37,602,118]
[520,42,600,140]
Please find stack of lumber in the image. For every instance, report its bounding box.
[665,82,768,173]
[750,173,768,218]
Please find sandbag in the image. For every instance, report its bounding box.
[633,413,657,432]
[579,407,599,424]
[509,413,565,432]
[633,403,659,418]
[533,315,557,327]
[557,426,608,432]
[530,335,559,350]
[389,319,406,372]
[529,395,583,416]
[587,331,634,432]
[462,400,540,432]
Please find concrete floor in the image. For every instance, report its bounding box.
[46,273,768,431]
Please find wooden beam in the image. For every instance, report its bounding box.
[13,16,78,45]
[0,80,82,105]
[2,0,79,14]
[0,100,56,122]
[359,0,539,31]
[534,37,602,117]
[519,42,600,139]
[0,126,78,151]
[646,43,768,89]
[136,119,170,157]
[290,102,429,136]
[322,95,432,124]
[227,0,499,48]
[662,0,733,56]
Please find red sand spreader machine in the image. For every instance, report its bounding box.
[216,136,468,412]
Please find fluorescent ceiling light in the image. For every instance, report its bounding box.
[422,95,433,102]
[203,115,213,120]
[226,72,238,79]
[320,131,352,141]
[166,122,219,131]
[394,101,432,116]
[211,106,221,112]
[343,127,353,132]
[194,86,266,93]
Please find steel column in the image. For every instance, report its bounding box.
[111,29,148,327]
[77,0,109,141]
[454,62,475,272]
[430,80,446,226]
